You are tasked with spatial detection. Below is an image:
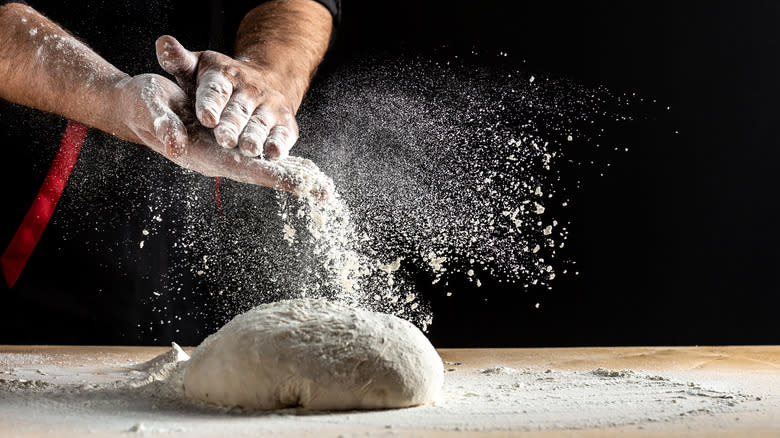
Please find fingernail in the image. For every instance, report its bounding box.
[214,125,238,148]
[197,107,219,128]
[264,143,282,160]
[239,138,263,157]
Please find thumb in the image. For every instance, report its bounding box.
[156,35,199,92]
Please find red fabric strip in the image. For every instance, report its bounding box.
[1,121,88,288]
[214,177,223,215]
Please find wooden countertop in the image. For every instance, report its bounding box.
[1,345,778,437]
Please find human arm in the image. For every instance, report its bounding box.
[0,2,181,152]
[0,2,331,196]
[156,0,334,159]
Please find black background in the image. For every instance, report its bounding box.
[324,1,780,347]
[3,1,779,347]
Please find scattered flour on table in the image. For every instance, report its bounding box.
[0,348,763,435]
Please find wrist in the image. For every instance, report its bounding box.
[238,52,311,112]
[235,0,332,111]
[100,73,142,143]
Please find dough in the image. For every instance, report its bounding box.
[181,299,443,410]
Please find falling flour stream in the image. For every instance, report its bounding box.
[49,52,661,339]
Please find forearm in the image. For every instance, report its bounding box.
[235,0,332,110]
[0,3,138,141]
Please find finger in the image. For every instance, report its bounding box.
[182,135,331,199]
[237,111,273,157]
[153,110,188,159]
[214,94,256,149]
[174,127,332,199]
[264,125,297,160]
[155,35,199,93]
[248,156,334,201]
[195,70,233,128]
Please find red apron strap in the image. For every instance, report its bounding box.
[1,121,88,288]
[214,177,223,215]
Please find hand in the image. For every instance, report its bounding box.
[113,73,189,159]
[176,128,334,200]
[155,35,299,160]
[114,74,332,199]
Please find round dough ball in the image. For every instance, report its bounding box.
[182,299,443,410]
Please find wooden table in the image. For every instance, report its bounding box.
[1,345,778,437]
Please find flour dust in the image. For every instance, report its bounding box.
[53,52,647,342]
[0,347,762,434]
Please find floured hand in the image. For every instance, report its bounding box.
[114,73,331,199]
[155,35,299,160]
[113,73,190,159]
[177,130,334,200]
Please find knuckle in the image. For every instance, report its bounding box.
[244,83,264,99]
[287,117,300,135]
[251,113,272,128]
[200,50,222,63]
[232,100,252,117]
[205,82,229,97]
[277,109,293,123]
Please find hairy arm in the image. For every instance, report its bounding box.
[0,3,331,196]
[0,3,136,142]
[157,0,333,159]
[235,0,333,110]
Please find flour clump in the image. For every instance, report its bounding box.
[181,298,443,410]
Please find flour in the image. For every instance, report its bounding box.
[52,52,646,341]
[286,55,635,312]
[479,366,520,375]
[281,223,296,244]
[269,167,433,325]
[0,349,765,435]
